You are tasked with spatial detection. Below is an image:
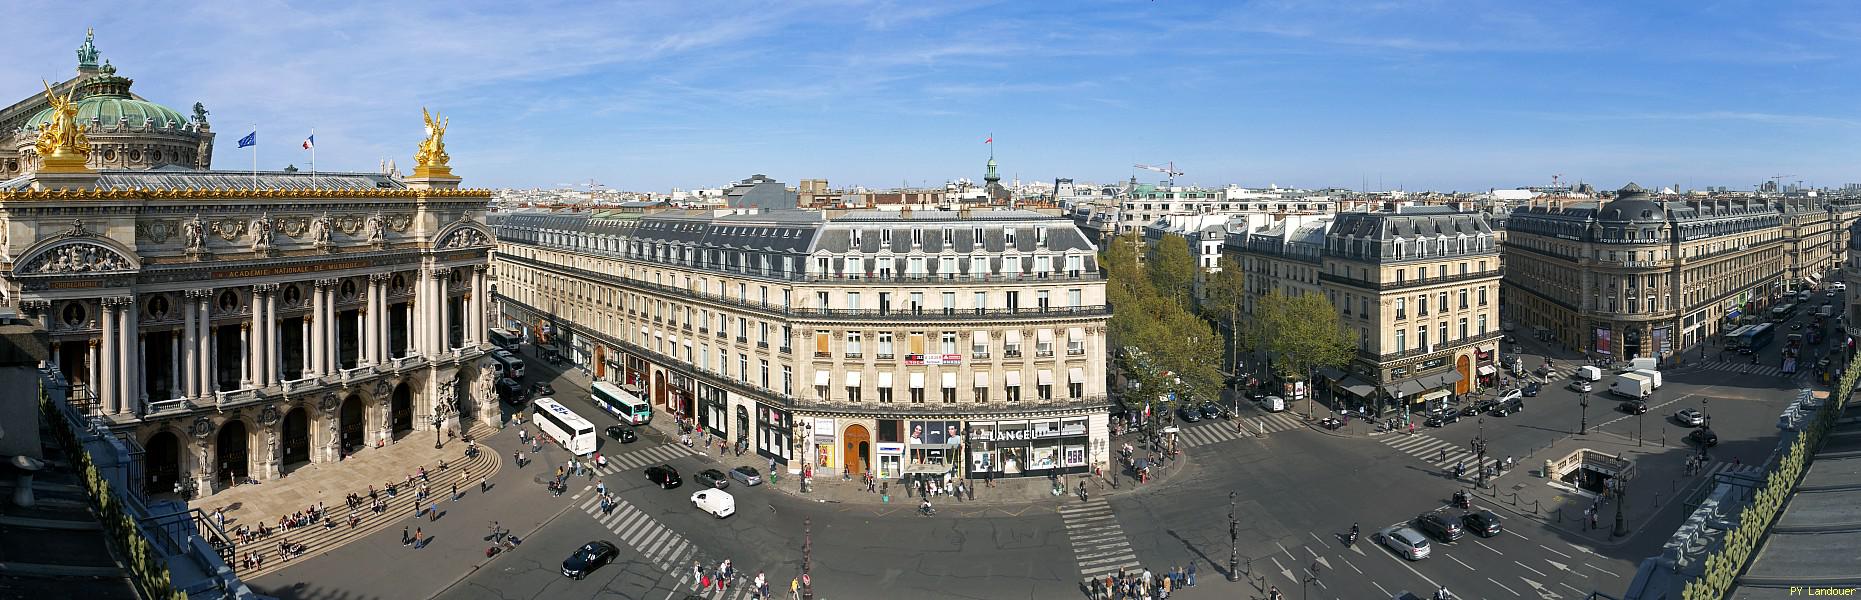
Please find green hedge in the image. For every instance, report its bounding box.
[40,383,190,600]
[1681,366,1857,600]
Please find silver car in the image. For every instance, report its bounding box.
[1379,526,1432,560]
[1675,408,1706,427]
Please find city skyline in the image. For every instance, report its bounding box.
[6,1,1861,192]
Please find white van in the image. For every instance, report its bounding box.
[1259,396,1286,412]
[1576,365,1603,382]
[1632,368,1663,389]
[690,489,735,518]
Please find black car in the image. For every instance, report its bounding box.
[1462,399,1497,417]
[1462,509,1503,537]
[1423,410,1461,427]
[562,540,618,579]
[1618,400,1649,415]
[1177,406,1202,423]
[1522,382,1541,397]
[694,468,729,489]
[496,377,525,403]
[605,424,638,443]
[530,381,556,398]
[1689,428,1719,447]
[645,464,682,489]
[1414,512,1463,542]
[1199,402,1227,420]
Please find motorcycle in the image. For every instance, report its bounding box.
[1345,530,1358,546]
[1453,491,1471,509]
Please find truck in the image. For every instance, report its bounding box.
[1629,357,1659,371]
[1631,368,1663,389]
[1610,372,1653,399]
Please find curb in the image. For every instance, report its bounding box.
[1464,480,1673,548]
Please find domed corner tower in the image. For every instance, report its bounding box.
[0,30,215,178]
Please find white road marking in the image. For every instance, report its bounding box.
[1507,530,1530,541]
[1546,559,1587,578]
[1342,557,1363,575]
[1271,556,1291,583]
[1372,546,1439,589]
[1305,546,1321,559]
[1373,581,1393,597]
[1560,582,1588,595]
[1488,577,1521,596]
[1539,544,1572,559]
[1515,560,1549,578]
[1585,563,1621,577]
[1309,531,1328,546]
[1474,539,1504,555]
[1448,554,1475,570]
[1276,541,1295,559]
[1568,543,1603,557]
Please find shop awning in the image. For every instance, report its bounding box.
[1037,370,1054,386]
[1477,365,1497,376]
[1340,376,1377,397]
[1004,371,1022,387]
[909,373,925,388]
[942,373,958,389]
[877,372,894,388]
[1394,380,1426,397]
[814,371,831,387]
[974,372,990,387]
[1437,370,1465,386]
[1069,367,1086,383]
[1421,389,1450,403]
[1317,366,1347,382]
[1068,327,1085,342]
[846,371,862,387]
[1037,329,1054,344]
[1005,330,1023,345]
[972,330,988,346]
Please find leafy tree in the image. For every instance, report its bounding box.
[1250,290,1356,384]
[1201,255,1248,374]
[1145,235,1197,308]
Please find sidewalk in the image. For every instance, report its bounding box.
[1462,430,1739,546]
[540,361,1187,507]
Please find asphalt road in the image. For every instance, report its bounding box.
[259,290,1836,600]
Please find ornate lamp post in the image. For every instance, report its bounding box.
[1227,491,1240,582]
[1579,392,1590,435]
[801,517,815,600]
[1611,475,1630,538]
[1476,418,1487,487]
[432,395,454,450]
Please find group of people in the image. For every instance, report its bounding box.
[1090,564,1196,600]
[689,559,790,599]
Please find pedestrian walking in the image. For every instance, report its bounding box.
[1439,448,1448,462]
[401,525,411,546]
[413,527,424,548]
[428,501,439,521]
[452,482,459,502]
[480,476,488,493]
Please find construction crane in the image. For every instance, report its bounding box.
[1769,174,1795,194]
[1134,162,1183,186]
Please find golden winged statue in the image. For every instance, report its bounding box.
[414,107,450,169]
[35,79,92,164]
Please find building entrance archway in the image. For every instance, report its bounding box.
[594,346,606,380]
[282,407,310,466]
[1455,355,1472,395]
[340,395,366,455]
[391,383,414,435]
[736,405,749,446]
[843,424,871,476]
[454,369,477,424]
[216,420,249,486]
[654,371,668,411]
[145,431,180,496]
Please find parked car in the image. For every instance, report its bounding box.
[561,540,619,579]
[1414,512,1464,542]
[729,466,763,486]
[690,489,736,518]
[1689,428,1719,447]
[1199,402,1227,420]
[645,464,682,489]
[1177,406,1202,423]
[693,468,729,489]
[1423,410,1461,428]
[1462,509,1503,537]
[1675,408,1707,427]
[1462,399,1497,417]
[529,381,556,398]
[1378,526,1432,560]
[1618,400,1649,415]
[1568,380,1593,393]
[605,424,637,443]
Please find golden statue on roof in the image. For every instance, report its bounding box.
[35,79,93,173]
[412,107,452,177]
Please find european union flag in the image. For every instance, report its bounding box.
[237,131,256,148]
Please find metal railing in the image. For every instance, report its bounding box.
[1363,331,1503,361]
[1320,267,1504,291]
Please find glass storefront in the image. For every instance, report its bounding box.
[966,417,1090,478]
[756,403,792,464]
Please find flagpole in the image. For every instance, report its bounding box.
[309,128,316,174]
[250,123,258,186]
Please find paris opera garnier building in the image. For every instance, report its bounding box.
[1,32,495,497]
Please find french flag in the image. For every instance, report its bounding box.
[301,134,314,150]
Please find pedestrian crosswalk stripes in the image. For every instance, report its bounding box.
[576,493,758,600]
[1175,412,1305,447]
[1378,433,1505,482]
[588,443,698,478]
[1058,499,1142,582]
[1694,360,1789,378]
[1700,460,1764,478]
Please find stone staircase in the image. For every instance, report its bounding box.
[233,422,501,579]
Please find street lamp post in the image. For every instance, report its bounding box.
[1476,418,1487,487]
[1611,477,1630,538]
[802,517,815,600]
[431,400,454,450]
[1637,409,1644,447]
[1579,393,1589,435]
[1301,562,1321,600]
[1227,491,1239,582]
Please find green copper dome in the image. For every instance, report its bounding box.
[26,62,189,132]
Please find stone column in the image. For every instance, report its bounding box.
[239,323,251,388]
[206,322,218,394]
[405,299,417,359]
[123,299,140,414]
[137,334,148,406]
[170,333,181,400]
[438,270,453,351]
[300,317,310,379]
[322,282,338,371]
[309,283,324,376]
[476,266,490,344]
[194,291,214,397]
[361,278,376,365]
[87,338,100,403]
[100,301,118,414]
[263,285,279,386]
[183,300,197,398]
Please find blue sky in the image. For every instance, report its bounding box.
[7,0,1861,192]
